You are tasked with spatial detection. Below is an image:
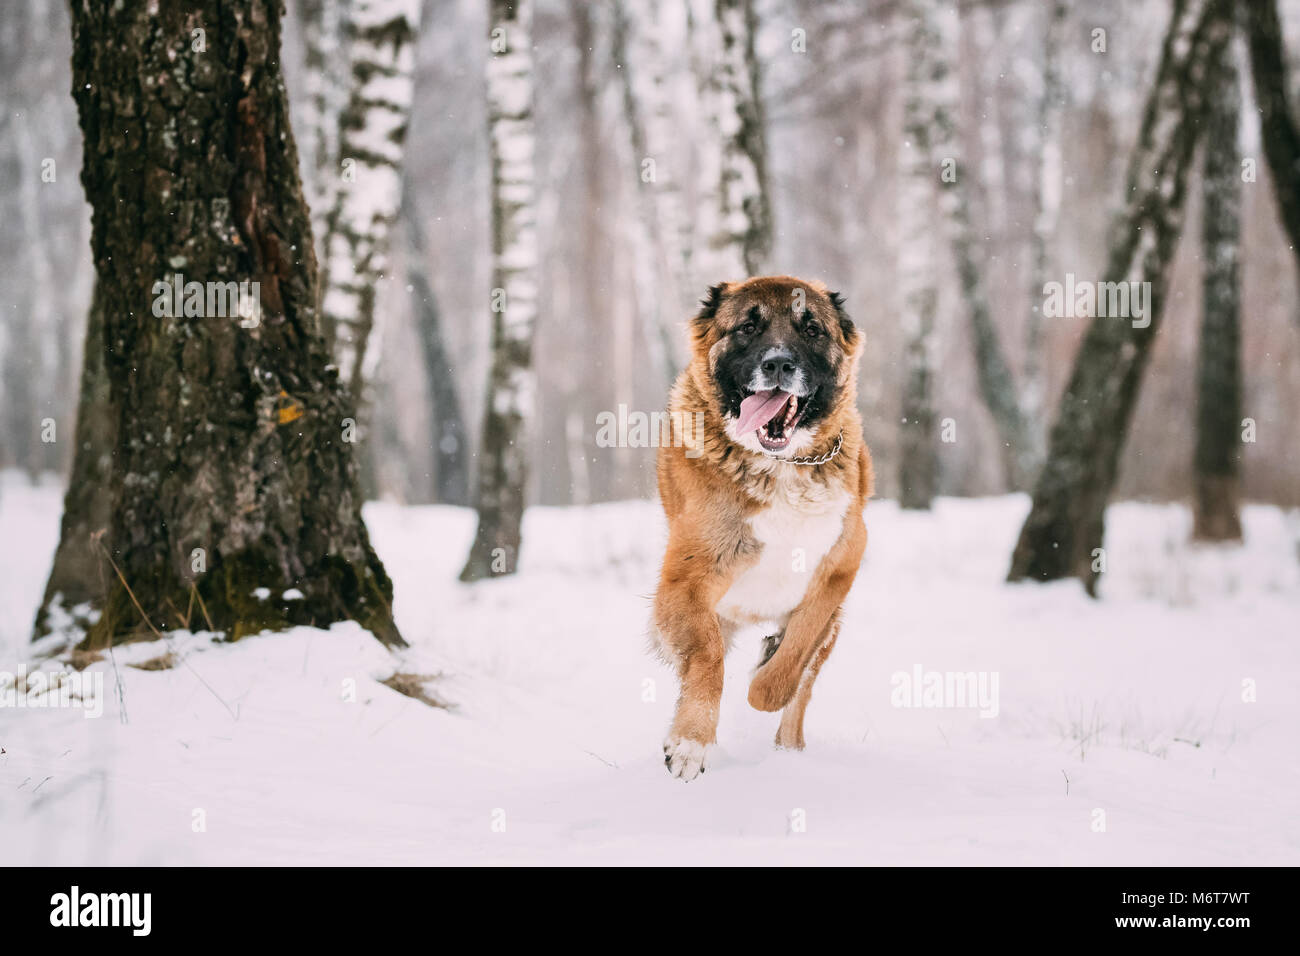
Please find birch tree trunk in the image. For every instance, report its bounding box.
[317,0,421,401]
[69,0,403,647]
[403,191,469,506]
[612,0,682,384]
[897,0,944,510]
[1021,0,1068,473]
[972,5,1007,239]
[1,0,67,479]
[1008,0,1233,593]
[1,123,40,476]
[1193,23,1243,542]
[648,1,695,314]
[460,0,538,582]
[1245,0,1300,299]
[935,2,1035,491]
[298,0,348,244]
[691,0,771,281]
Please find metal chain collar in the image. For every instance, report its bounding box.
[766,430,844,466]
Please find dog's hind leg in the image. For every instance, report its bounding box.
[775,614,841,750]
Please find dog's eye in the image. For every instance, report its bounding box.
[736,306,762,336]
[803,323,821,338]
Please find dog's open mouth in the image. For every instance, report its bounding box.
[736,388,806,451]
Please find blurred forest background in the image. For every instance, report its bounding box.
[2,0,1297,514]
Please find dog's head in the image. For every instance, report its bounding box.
[690,276,861,458]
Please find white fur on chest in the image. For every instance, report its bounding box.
[716,482,850,627]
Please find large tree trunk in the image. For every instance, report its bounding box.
[690,0,771,281]
[936,2,1035,491]
[1008,0,1233,594]
[896,0,945,510]
[70,0,402,648]
[460,0,538,581]
[32,285,114,640]
[1193,22,1243,543]
[1245,0,1300,295]
[317,0,421,401]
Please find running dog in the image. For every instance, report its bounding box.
[653,276,872,780]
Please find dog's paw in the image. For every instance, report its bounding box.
[774,727,805,751]
[748,661,797,712]
[663,737,711,781]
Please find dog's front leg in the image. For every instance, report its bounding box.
[662,603,725,780]
[748,514,865,712]
[654,550,738,780]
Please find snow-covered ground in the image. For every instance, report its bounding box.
[2,470,1298,865]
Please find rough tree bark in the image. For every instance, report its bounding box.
[32,286,114,640]
[1193,23,1243,542]
[1245,0,1300,295]
[1008,0,1233,594]
[69,0,402,647]
[460,0,539,582]
[936,1,1036,491]
[690,0,771,281]
[317,0,421,401]
[896,0,945,510]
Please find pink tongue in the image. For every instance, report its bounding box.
[735,389,792,434]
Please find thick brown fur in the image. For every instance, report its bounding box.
[653,276,873,780]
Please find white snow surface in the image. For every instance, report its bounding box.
[1,470,1298,865]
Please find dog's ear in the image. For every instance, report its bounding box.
[829,291,859,347]
[692,282,730,334]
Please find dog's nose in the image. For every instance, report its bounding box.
[761,352,797,377]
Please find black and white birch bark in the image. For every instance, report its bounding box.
[1020,0,1068,474]
[690,0,771,281]
[612,0,684,383]
[896,0,946,510]
[317,0,421,401]
[460,0,539,582]
[298,0,349,244]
